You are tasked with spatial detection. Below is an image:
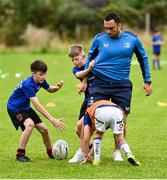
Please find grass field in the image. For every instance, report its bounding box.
[0,50,167,179]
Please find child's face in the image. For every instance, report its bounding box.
[32,71,46,84]
[71,55,85,68]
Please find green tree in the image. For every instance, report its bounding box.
[144,2,167,31]
[99,3,143,29]
[56,3,99,40]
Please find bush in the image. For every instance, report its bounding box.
[99,3,143,29]
[55,3,100,40]
[0,19,24,46]
[20,24,50,51]
[145,2,167,31]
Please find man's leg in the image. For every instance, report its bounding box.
[112,90,131,161]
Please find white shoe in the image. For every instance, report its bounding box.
[68,149,84,163]
[112,150,124,161]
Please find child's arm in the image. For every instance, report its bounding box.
[47,80,64,93]
[75,60,94,79]
[30,96,65,131]
[78,78,88,94]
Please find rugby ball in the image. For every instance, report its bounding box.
[52,140,69,160]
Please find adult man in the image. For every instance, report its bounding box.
[85,12,153,161]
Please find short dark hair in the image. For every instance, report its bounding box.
[104,12,121,23]
[30,60,47,73]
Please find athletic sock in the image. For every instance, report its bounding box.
[47,148,53,157]
[152,60,156,70]
[120,142,131,155]
[16,148,25,156]
[93,137,102,161]
[157,60,161,69]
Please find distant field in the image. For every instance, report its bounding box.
[0,50,167,179]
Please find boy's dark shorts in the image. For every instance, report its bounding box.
[153,51,160,55]
[87,77,133,114]
[7,108,42,131]
[78,100,87,120]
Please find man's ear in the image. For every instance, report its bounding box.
[118,23,121,29]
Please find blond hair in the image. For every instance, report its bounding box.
[68,44,85,58]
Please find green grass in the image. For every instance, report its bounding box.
[0,51,167,179]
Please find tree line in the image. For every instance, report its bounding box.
[0,0,167,46]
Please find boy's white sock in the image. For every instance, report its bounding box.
[120,142,131,155]
[93,137,102,161]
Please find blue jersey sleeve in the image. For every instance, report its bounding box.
[134,36,151,82]
[85,35,99,69]
[72,67,78,77]
[41,80,49,89]
[72,66,85,81]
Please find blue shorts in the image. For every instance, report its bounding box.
[153,51,160,55]
[78,99,87,120]
[87,77,133,114]
[83,113,92,127]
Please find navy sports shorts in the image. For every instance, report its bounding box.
[78,99,87,120]
[87,77,133,114]
[7,108,42,131]
[153,51,160,55]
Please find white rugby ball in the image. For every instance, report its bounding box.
[52,140,69,160]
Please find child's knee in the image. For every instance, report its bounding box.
[75,126,80,136]
[39,125,48,134]
[77,120,83,130]
[76,121,83,134]
[24,121,35,131]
